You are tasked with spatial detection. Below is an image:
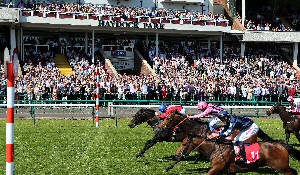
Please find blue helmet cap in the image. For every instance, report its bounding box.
[217,110,230,119]
[159,104,167,113]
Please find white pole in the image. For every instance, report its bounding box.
[92,30,95,64]
[5,47,14,175]
[293,42,299,66]
[95,67,99,127]
[242,0,246,27]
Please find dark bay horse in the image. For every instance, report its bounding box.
[175,119,273,162]
[266,103,300,144]
[160,112,300,175]
[128,108,187,158]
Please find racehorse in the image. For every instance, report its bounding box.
[175,118,274,163]
[160,112,300,175]
[266,103,300,144]
[128,108,187,158]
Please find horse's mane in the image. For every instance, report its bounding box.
[168,111,209,136]
[278,104,286,110]
[138,108,156,116]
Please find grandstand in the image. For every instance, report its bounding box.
[0,0,299,103]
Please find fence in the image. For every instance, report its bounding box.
[0,103,95,127]
[108,104,278,127]
[0,100,288,127]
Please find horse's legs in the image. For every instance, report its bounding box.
[136,129,170,158]
[285,130,290,144]
[207,166,224,175]
[207,161,227,175]
[294,132,300,143]
[136,138,159,158]
[283,168,298,175]
[194,153,202,164]
[175,137,190,159]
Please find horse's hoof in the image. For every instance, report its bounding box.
[174,155,180,161]
[136,154,144,158]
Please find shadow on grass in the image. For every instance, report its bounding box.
[290,143,300,147]
[162,154,208,162]
[185,166,276,174]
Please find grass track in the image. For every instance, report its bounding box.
[0,118,299,175]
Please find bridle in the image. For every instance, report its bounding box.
[269,106,274,114]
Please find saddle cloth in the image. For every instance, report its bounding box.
[245,143,260,164]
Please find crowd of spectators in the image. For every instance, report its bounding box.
[0,36,299,105]
[17,1,229,25]
[243,5,299,31]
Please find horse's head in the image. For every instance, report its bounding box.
[266,103,281,116]
[159,111,186,129]
[128,108,156,128]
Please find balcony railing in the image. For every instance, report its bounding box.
[20,10,230,27]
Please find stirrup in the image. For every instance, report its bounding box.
[235,156,246,162]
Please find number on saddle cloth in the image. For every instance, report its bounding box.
[244,143,260,164]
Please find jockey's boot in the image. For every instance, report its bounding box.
[234,143,246,162]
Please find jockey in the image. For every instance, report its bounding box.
[208,110,260,162]
[188,101,225,131]
[287,84,299,114]
[287,96,297,114]
[157,104,186,119]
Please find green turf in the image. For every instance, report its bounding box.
[0,118,299,175]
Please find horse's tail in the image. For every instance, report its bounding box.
[257,129,274,142]
[282,144,300,161]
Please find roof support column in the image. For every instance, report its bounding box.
[220,35,223,62]
[16,27,20,56]
[85,32,88,53]
[208,37,211,53]
[145,35,148,47]
[10,25,16,57]
[92,30,95,64]
[20,27,23,61]
[293,42,298,66]
[155,32,158,57]
[241,42,245,57]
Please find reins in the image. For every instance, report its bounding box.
[191,138,207,152]
[173,117,189,130]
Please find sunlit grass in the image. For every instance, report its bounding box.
[0,117,299,175]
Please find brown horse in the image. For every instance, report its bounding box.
[175,119,273,163]
[128,108,187,158]
[160,112,300,175]
[175,127,258,163]
[266,103,300,144]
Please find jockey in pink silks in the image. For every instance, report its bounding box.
[188,101,226,131]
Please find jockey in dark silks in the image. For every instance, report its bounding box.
[208,110,260,162]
